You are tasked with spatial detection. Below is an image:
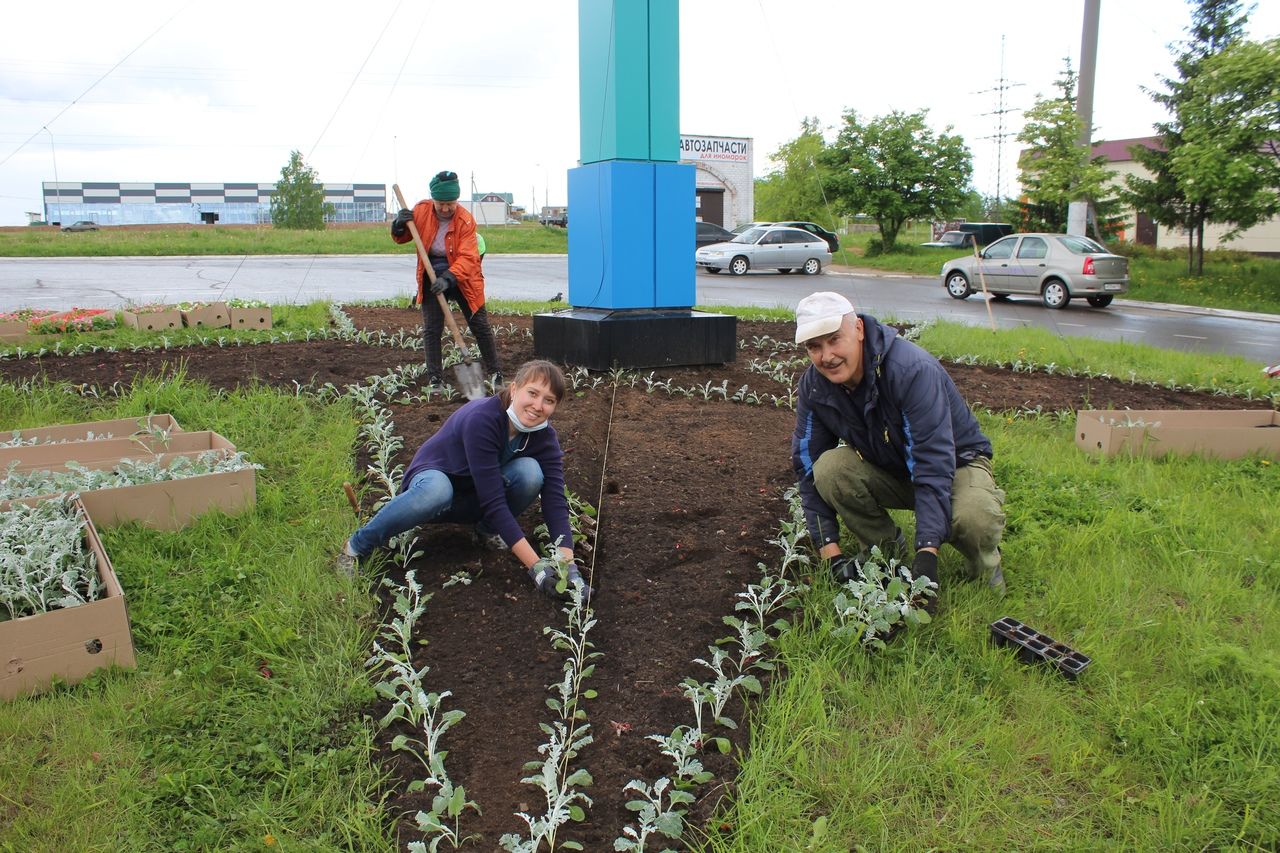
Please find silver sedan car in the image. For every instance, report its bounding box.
[940,233,1129,308]
[696,226,832,276]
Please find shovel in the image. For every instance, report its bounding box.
[392,183,488,401]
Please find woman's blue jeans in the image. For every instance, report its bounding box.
[348,457,543,557]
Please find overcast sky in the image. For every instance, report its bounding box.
[1,0,1277,226]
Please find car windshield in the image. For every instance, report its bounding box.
[1057,235,1108,254]
[732,228,767,244]
[940,232,966,245]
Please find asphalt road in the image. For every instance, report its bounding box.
[1,254,1275,362]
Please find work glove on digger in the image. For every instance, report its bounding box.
[528,557,593,603]
[391,207,413,238]
[431,269,457,295]
[911,550,940,616]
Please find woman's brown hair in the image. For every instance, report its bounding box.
[497,359,568,406]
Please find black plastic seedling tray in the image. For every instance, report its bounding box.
[989,616,1091,680]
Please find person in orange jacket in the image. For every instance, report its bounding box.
[392,170,502,386]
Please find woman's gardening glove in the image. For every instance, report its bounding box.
[391,208,413,237]
[911,550,940,616]
[528,558,593,602]
[431,269,457,295]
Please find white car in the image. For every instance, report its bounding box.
[696,226,832,276]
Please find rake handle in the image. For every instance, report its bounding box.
[391,183,473,362]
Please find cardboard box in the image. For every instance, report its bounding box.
[5,413,182,446]
[180,302,230,329]
[0,429,234,472]
[0,431,256,530]
[0,497,136,700]
[1075,409,1280,460]
[229,306,273,329]
[120,308,183,331]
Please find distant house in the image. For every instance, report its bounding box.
[1094,136,1280,256]
[462,192,513,226]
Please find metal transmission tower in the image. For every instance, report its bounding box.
[974,36,1023,220]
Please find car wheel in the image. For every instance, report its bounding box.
[1086,294,1114,308]
[704,267,721,274]
[777,268,793,275]
[1041,279,1070,309]
[802,258,822,275]
[729,256,750,276]
[945,271,972,299]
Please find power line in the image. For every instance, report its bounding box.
[973,35,1024,218]
[0,2,193,170]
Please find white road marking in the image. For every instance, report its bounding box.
[1057,322,1086,328]
[1115,328,1146,334]
[1239,339,1271,346]
[1174,334,1207,340]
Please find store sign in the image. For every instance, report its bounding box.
[679,136,750,163]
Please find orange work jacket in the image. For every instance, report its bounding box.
[393,201,486,310]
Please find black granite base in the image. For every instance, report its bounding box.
[533,308,737,370]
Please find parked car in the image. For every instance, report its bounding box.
[922,230,977,249]
[61,220,99,232]
[956,222,1013,245]
[940,233,1129,309]
[696,221,735,248]
[730,221,773,235]
[772,221,840,253]
[696,226,831,276]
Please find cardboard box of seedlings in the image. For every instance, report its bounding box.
[0,495,136,701]
[120,307,183,331]
[0,430,256,530]
[5,413,182,446]
[1075,409,1280,460]
[229,306,272,329]
[180,301,230,329]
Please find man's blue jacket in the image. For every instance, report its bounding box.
[791,314,992,552]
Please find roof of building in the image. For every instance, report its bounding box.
[1090,136,1164,162]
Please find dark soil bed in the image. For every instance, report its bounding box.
[1,307,1268,850]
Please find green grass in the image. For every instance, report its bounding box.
[0,376,390,851]
[0,303,1276,850]
[0,222,568,257]
[703,414,1279,850]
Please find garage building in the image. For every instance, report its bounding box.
[679,134,752,230]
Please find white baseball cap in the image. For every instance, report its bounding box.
[794,292,855,344]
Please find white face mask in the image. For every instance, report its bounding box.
[507,402,549,433]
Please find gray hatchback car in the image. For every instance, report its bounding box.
[940,233,1129,308]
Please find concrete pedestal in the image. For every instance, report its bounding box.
[533,308,736,370]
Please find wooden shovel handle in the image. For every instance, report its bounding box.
[391,183,471,357]
[343,482,360,519]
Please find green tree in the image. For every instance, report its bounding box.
[1171,37,1280,242]
[270,150,331,230]
[820,109,971,251]
[754,117,834,225]
[1123,0,1251,274]
[1016,60,1121,236]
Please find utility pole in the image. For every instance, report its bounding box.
[976,36,1023,221]
[1068,0,1101,237]
[42,126,60,225]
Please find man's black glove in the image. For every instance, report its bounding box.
[430,269,457,295]
[911,550,940,615]
[830,554,860,583]
[391,208,412,237]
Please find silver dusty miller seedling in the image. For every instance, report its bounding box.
[0,497,99,619]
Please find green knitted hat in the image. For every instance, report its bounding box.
[429,170,460,201]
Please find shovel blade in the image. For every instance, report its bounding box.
[454,361,488,400]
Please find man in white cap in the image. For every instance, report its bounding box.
[790,291,1006,608]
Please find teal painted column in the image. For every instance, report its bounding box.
[579,0,679,164]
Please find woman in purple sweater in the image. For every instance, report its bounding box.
[336,359,589,600]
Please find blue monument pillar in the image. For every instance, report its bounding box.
[533,0,736,369]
